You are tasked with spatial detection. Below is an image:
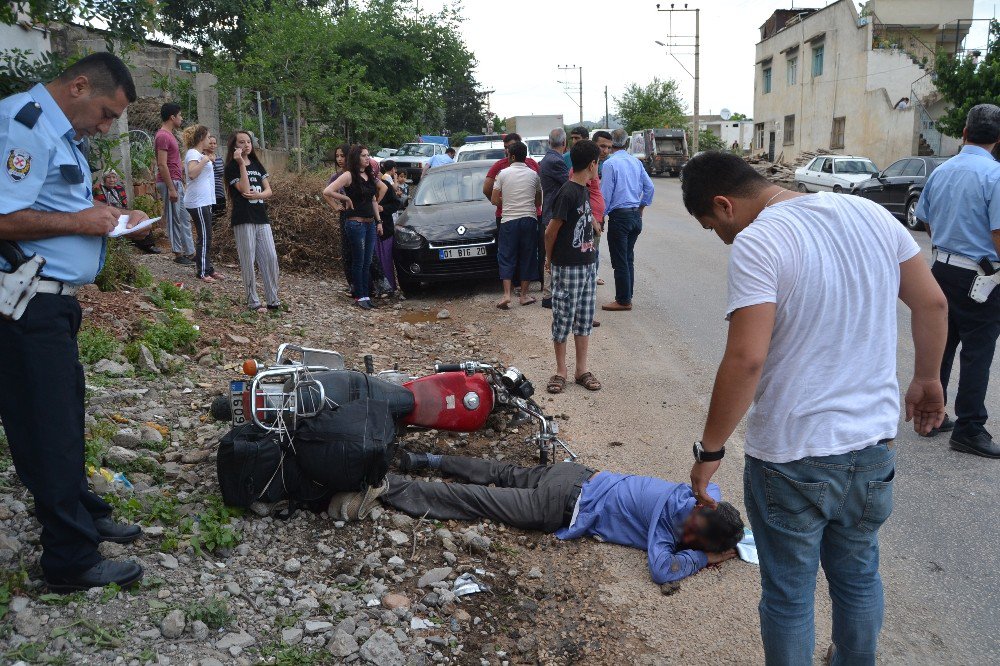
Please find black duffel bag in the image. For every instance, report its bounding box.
[216,424,301,508]
[292,397,397,492]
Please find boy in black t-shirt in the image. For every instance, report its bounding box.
[543,140,602,394]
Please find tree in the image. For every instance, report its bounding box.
[614,77,687,134]
[932,19,999,138]
[730,112,749,121]
[698,129,727,151]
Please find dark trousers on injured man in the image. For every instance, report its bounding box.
[382,457,592,532]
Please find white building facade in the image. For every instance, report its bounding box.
[751,0,971,167]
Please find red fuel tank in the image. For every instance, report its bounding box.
[401,372,495,432]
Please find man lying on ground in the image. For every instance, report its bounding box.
[329,454,743,584]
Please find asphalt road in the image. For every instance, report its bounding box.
[629,178,1000,664]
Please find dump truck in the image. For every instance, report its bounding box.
[628,128,689,177]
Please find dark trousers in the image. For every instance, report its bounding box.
[607,208,643,305]
[382,457,593,533]
[340,212,354,290]
[933,261,1000,437]
[345,219,376,299]
[0,295,109,577]
[188,205,215,278]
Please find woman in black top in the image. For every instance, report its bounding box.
[224,130,282,313]
[323,145,387,309]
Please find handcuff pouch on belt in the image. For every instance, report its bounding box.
[0,240,46,321]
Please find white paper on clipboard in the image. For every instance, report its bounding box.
[108,215,159,238]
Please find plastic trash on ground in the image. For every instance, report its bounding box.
[410,618,438,630]
[452,572,491,596]
[87,465,133,491]
[737,528,758,565]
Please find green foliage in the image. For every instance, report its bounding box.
[183,596,231,629]
[730,112,749,121]
[130,139,156,182]
[131,194,162,218]
[1,1,153,44]
[0,49,66,97]
[147,280,194,309]
[933,19,1000,138]
[95,238,154,292]
[137,311,199,355]
[0,567,28,620]
[78,323,118,364]
[192,496,242,555]
[258,643,326,665]
[698,129,728,152]
[614,77,688,134]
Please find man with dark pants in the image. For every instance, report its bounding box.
[683,152,947,664]
[600,129,654,311]
[491,141,541,309]
[0,53,147,591]
[916,104,1000,458]
[330,452,744,585]
[538,128,569,308]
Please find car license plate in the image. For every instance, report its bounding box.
[230,380,247,426]
[439,246,487,259]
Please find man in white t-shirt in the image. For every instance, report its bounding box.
[491,141,542,309]
[680,152,948,665]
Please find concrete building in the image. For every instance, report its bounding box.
[751,0,973,167]
[688,115,756,151]
[0,10,52,59]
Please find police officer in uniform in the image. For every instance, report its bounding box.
[916,103,1000,459]
[0,53,148,590]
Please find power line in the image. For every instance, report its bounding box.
[557,65,583,124]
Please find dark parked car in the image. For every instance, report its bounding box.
[852,156,949,231]
[393,160,498,293]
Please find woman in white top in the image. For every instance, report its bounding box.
[182,124,223,282]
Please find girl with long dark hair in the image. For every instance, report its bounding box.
[325,144,354,293]
[224,130,282,313]
[323,144,387,309]
[182,124,222,282]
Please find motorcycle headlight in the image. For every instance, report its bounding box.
[395,225,425,250]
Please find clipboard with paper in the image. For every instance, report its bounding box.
[108,215,159,238]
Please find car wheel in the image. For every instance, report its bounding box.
[796,182,808,192]
[832,185,843,193]
[905,197,925,231]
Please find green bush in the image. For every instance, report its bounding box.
[78,324,119,364]
[139,311,199,354]
[147,280,194,310]
[95,238,154,292]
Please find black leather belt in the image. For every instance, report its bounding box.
[562,466,598,527]
[610,207,639,213]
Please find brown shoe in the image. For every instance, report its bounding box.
[601,301,632,311]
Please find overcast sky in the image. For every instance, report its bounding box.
[420,0,997,125]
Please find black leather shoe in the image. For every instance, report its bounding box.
[542,297,552,309]
[46,559,144,593]
[139,245,162,255]
[94,517,142,544]
[355,299,373,310]
[397,451,429,473]
[949,432,1000,459]
[920,414,955,437]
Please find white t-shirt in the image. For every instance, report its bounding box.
[184,148,216,208]
[494,162,541,224]
[727,192,921,463]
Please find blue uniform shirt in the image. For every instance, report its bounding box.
[555,472,721,584]
[916,145,1000,262]
[426,153,454,169]
[0,83,105,285]
[600,149,655,214]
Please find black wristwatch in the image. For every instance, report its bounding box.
[693,441,725,463]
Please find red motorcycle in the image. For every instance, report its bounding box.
[211,343,575,464]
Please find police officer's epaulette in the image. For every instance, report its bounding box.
[13,101,42,129]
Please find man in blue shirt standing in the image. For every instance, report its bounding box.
[0,53,148,591]
[600,129,654,311]
[916,103,1000,458]
[331,453,743,585]
[421,147,455,178]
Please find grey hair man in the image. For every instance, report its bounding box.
[915,103,1000,458]
[599,128,654,311]
[537,127,570,307]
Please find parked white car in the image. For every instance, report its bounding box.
[794,155,879,193]
[455,141,505,162]
[523,136,549,163]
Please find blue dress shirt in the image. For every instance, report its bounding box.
[426,153,454,169]
[555,472,721,583]
[600,149,655,214]
[0,84,104,284]
[916,145,1000,261]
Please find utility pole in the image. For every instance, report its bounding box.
[604,85,609,127]
[557,65,583,124]
[656,3,700,153]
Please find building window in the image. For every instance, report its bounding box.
[787,56,798,86]
[831,116,845,149]
[755,122,764,150]
[812,44,824,76]
[783,114,795,145]
[763,67,772,93]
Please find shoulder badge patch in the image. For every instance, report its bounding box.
[6,148,31,182]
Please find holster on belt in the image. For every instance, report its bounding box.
[0,240,45,321]
[969,272,1000,303]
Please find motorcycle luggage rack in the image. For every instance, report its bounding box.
[248,367,330,434]
[275,343,345,371]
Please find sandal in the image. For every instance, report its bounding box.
[575,372,602,391]
[198,275,216,283]
[520,297,537,306]
[547,374,566,394]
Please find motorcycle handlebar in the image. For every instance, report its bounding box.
[435,363,464,373]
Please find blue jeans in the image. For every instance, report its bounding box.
[606,208,642,305]
[346,219,376,299]
[744,442,896,666]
